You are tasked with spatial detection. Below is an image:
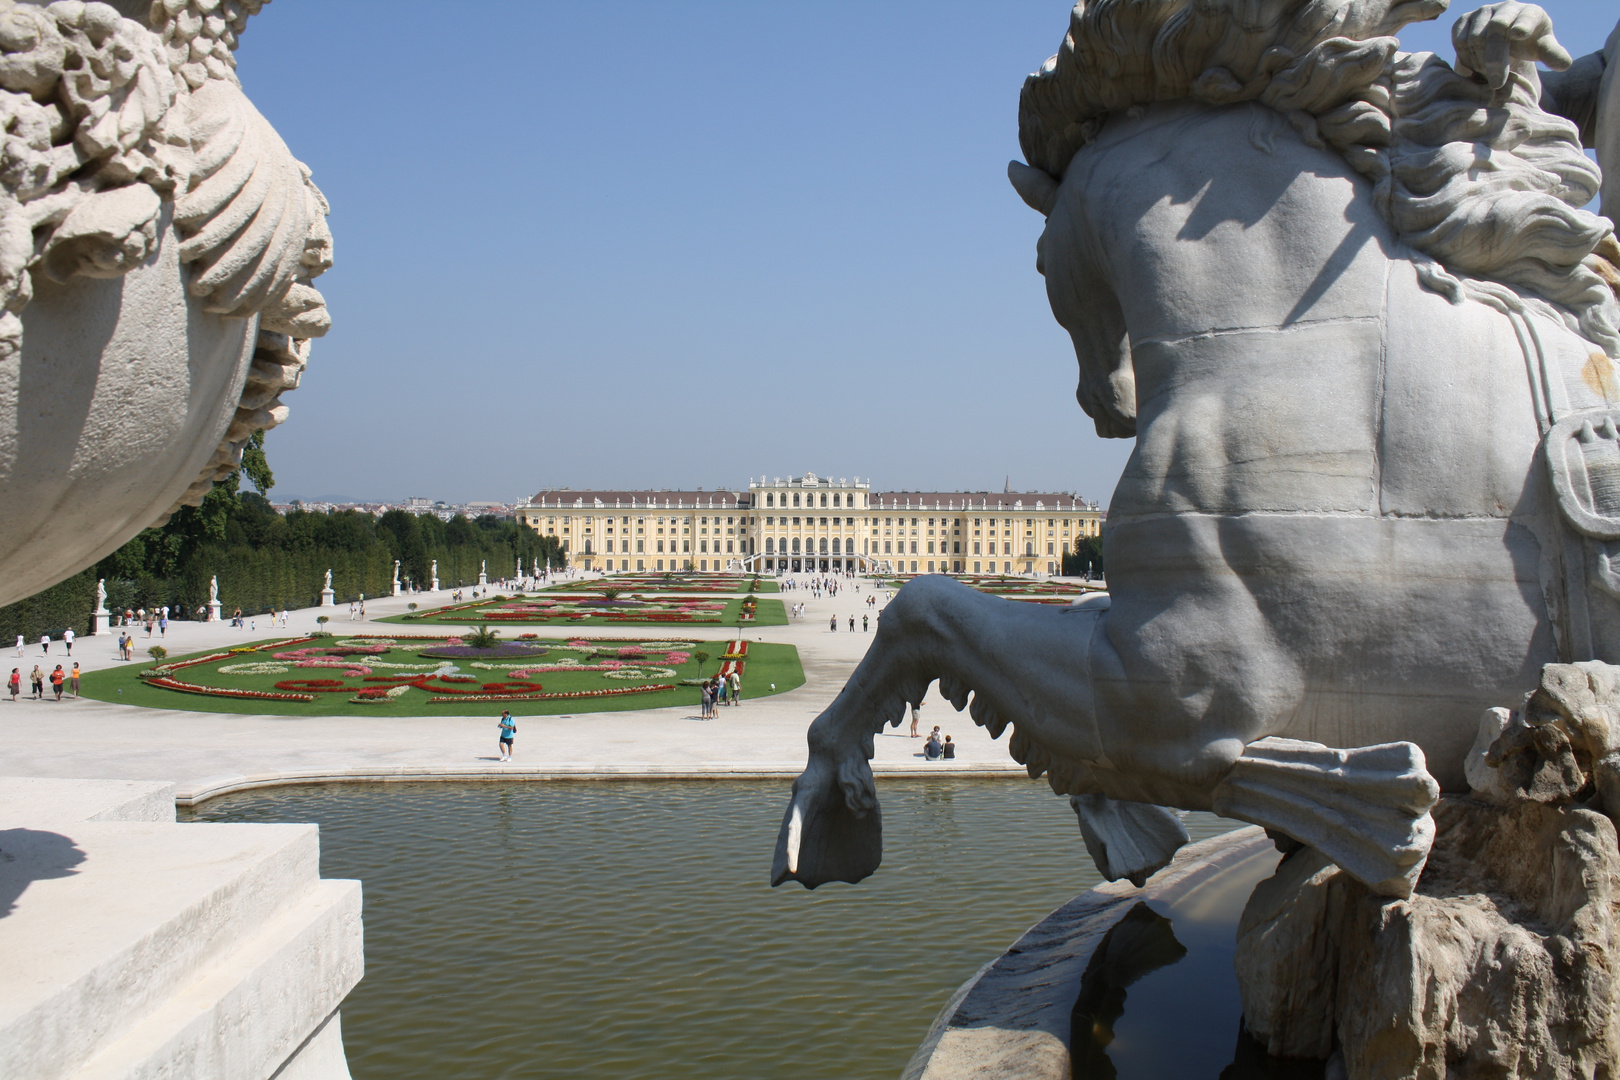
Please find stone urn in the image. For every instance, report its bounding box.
[0,0,332,607]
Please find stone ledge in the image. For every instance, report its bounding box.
[173,762,1027,805]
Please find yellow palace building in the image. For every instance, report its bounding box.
[519,473,1104,577]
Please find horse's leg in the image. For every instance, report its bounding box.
[772,576,1186,888]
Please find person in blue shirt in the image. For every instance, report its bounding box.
[497,710,516,762]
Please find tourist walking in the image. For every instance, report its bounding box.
[7,668,18,701]
[829,615,837,632]
[728,670,741,705]
[62,627,73,655]
[497,709,516,761]
[13,634,21,657]
[49,665,64,700]
[38,633,48,655]
[69,662,80,697]
[862,614,868,632]
[848,615,854,632]
[30,664,43,699]
[699,679,713,719]
[910,699,922,737]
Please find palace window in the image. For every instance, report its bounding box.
[792,538,801,553]
[884,541,891,554]
[832,538,841,554]
[954,542,961,554]
[1004,542,1012,554]
[700,540,708,553]
[792,517,800,526]
[766,494,774,506]
[727,541,734,553]
[683,540,690,552]
[793,493,801,507]
[766,538,775,553]
[820,494,828,507]
[820,517,827,526]
[910,541,918,553]
[927,541,934,554]
[1047,542,1054,554]
[657,540,665,552]
[973,542,981,554]
[638,540,645,553]
[832,494,841,507]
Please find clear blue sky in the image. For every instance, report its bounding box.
[237,0,1619,505]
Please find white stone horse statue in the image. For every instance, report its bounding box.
[774,0,1620,898]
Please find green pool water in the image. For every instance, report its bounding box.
[184,780,1243,1079]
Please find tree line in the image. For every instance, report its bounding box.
[0,437,560,641]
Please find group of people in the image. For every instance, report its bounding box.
[780,576,852,599]
[698,671,742,718]
[827,614,870,632]
[908,702,955,760]
[14,628,74,656]
[8,662,79,701]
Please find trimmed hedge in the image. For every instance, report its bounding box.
[0,569,95,644]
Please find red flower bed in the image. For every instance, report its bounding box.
[147,676,316,702]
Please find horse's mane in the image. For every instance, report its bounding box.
[1020,0,1620,357]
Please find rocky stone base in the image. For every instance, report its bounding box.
[1239,797,1620,1078]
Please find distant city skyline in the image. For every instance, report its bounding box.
[238,1,1614,508]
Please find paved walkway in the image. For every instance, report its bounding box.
[0,575,1035,802]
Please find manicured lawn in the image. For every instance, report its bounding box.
[380,594,788,628]
[883,576,1102,600]
[77,634,805,716]
[539,573,779,594]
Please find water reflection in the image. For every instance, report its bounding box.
[1069,842,1325,1080]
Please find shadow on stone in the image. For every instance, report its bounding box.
[0,827,86,918]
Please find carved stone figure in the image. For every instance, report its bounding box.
[94,577,106,613]
[774,0,1620,902]
[323,568,332,590]
[208,574,217,604]
[0,0,332,608]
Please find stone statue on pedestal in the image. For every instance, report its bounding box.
[391,559,401,597]
[205,575,220,623]
[91,578,109,635]
[478,560,488,587]
[431,560,439,591]
[319,568,335,608]
[774,0,1620,1074]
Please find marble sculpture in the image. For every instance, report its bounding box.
[776,0,1620,900]
[0,0,331,608]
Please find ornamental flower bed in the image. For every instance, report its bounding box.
[386,593,786,628]
[104,633,801,715]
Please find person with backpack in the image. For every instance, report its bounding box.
[49,665,64,700]
[7,668,19,701]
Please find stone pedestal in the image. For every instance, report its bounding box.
[430,576,439,591]
[319,588,335,608]
[477,571,488,587]
[205,600,221,623]
[91,609,110,635]
[391,580,401,597]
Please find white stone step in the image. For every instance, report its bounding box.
[0,819,331,1080]
[66,876,362,1080]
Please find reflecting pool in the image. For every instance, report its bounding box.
[185,780,1241,1079]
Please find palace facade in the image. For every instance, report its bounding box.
[518,473,1104,577]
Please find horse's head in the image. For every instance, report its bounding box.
[1011,157,1136,440]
